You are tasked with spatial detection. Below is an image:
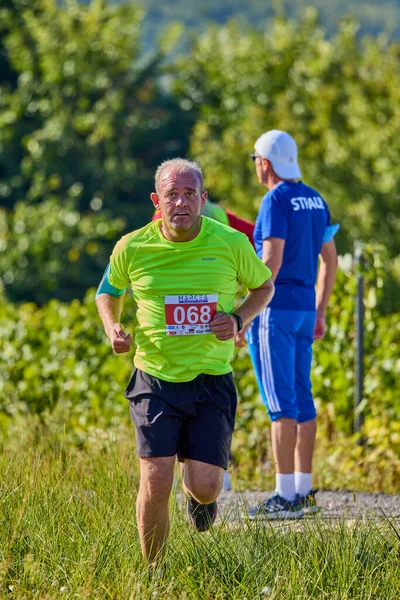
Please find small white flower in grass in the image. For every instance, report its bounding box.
[261,586,272,595]
[59,587,67,593]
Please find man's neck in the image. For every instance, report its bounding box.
[266,176,295,190]
[160,217,202,242]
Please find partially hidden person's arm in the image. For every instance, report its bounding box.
[262,237,285,281]
[225,211,255,247]
[96,264,132,354]
[314,240,338,340]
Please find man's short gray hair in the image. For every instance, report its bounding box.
[155,158,204,194]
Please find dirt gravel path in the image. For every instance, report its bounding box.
[214,489,400,524]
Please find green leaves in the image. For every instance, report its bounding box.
[0,199,125,304]
[0,245,398,490]
[172,14,400,262]
[0,288,135,422]
[0,0,193,304]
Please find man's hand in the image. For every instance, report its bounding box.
[234,325,249,348]
[313,315,326,341]
[110,323,132,353]
[210,312,238,341]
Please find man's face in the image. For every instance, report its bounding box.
[253,153,266,184]
[151,168,207,231]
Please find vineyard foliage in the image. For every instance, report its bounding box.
[1,250,399,489]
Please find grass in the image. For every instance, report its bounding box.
[1,423,400,599]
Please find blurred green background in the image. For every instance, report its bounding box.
[0,0,399,491]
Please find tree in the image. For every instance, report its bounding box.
[0,199,125,303]
[0,0,192,303]
[172,13,400,264]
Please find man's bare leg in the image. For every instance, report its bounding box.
[136,456,176,562]
[181,459,224,531]
[182,459,224,503]
[294,418,317,497]
[271,418,297,473]
[271,417,297,500]
[295,418,316,473]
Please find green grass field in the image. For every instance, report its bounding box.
[1,424,400,600]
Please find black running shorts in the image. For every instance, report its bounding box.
[124,368,237,469]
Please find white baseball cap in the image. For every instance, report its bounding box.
[254,130,302,180]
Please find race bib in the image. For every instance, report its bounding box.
[164,294,218,335]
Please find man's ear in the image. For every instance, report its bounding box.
[201,190,208,208]
[262,158,270,172]
[150,192,160,210]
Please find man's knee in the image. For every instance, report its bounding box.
[187,480,221,504]
[183,461,223,504]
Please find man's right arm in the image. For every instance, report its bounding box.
[314,240,338,340]
[96,293,132,354]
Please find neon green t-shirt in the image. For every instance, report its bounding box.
[109,217,271,382]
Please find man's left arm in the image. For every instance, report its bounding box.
[314,240,338,340]
[209,277,274,341]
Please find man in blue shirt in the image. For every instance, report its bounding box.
[246,130,339,519]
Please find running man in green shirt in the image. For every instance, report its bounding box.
[96,158,274,563]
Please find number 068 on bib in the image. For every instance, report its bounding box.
[164,294,218,336]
